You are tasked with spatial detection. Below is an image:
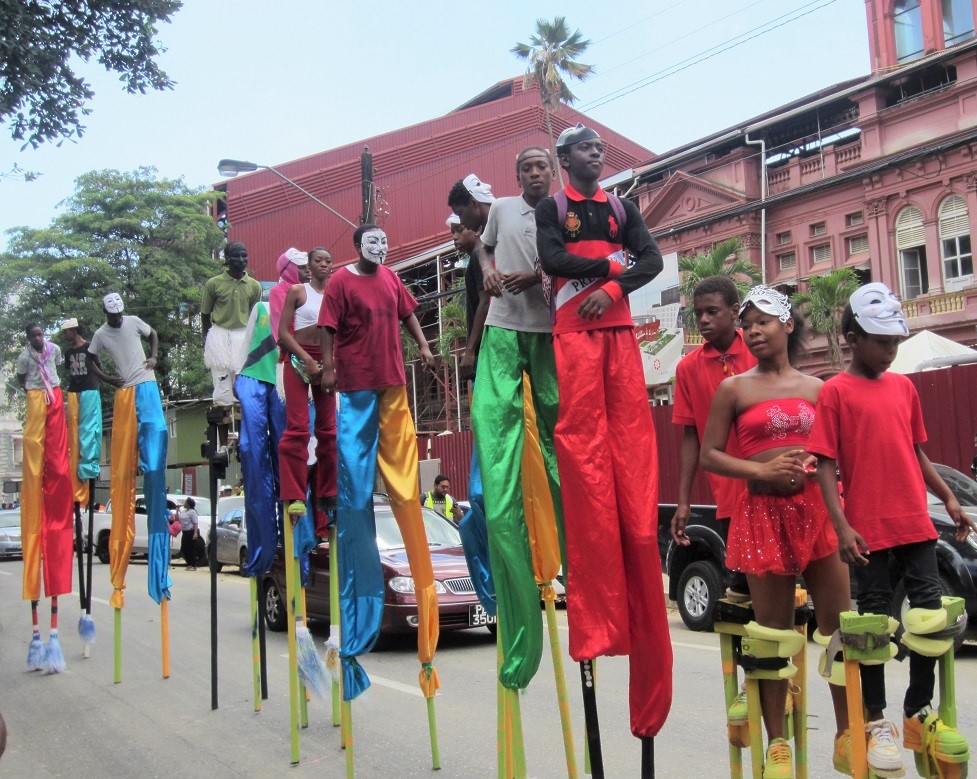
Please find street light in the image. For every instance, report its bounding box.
[217,158,358,228]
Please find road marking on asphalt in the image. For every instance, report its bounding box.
[0,569,11,576]
[554,622,720,653]
[672,640,720,653]
[70,591,112,607]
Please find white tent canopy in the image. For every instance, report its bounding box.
[889,330,976,374]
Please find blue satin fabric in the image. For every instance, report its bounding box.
[235,374,286,577]
[76,388,102,480]
[136,381,170,605]
[459,434,496,615]
[336,389,383,700]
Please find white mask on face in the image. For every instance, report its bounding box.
[359,229,388,264]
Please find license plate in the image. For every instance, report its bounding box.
[469,604,497,626]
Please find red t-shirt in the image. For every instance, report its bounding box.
[318,264,417,392]
[807,371,936,551]
[672,330,757,519]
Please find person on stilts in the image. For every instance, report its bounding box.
[87,293,169,678]
[535,124,673,767]
[318,224,440,766]
[17,322,73,673]
[60,317,102,650]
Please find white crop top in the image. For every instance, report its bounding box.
[294,283,323,329]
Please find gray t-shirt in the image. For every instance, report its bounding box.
[480,195,551,333]
[88,316,157,387]
[15,343,63,391]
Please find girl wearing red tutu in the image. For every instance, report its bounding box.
[700,285,852,778]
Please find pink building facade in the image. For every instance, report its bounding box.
[625,0,977,374]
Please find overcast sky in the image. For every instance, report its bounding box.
[0,0,869,245]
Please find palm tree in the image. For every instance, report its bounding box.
[512,17,593,186]
[677,237,761,329]
[791,267,859,371]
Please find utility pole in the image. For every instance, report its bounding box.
[360,146,375,225]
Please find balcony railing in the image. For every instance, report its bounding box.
[903,290,967,318]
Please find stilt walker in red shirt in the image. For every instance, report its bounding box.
[16,323,74,674]
[536,124,673,776]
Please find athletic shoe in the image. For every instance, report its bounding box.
[762,738,794,779]
[833,730,853,776]
[728,689,748,723]
[904,709,969,763]
[866,720,905,776]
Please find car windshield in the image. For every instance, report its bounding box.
[0,510,18,529]
[374,506,462,551]
[928,465,977,507]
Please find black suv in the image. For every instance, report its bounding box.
[662,464,977,641]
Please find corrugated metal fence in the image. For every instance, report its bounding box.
[423,364,977,506]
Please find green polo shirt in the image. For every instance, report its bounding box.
[201,272,262,329]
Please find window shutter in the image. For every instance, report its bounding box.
[896,206,925,249]
[938,196,969,238]
[847,234,869,255]
[812,243,832,263]
[778,252,797,272]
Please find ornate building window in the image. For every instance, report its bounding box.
[896,205,929,299]
[943,0,976,45]
[939,195,973,288]
[895,0,925,62]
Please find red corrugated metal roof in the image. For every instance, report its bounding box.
[218,78,654,281]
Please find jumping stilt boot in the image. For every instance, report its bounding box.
[740,622,806,779]
[900,597,969,779]
[715,591,810,779]
[823,612,900,779]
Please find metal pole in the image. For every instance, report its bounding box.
[360,146,375,225]
[263,166,358,228]
[258,576,268,700]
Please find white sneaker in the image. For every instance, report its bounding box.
[865,720,905,777]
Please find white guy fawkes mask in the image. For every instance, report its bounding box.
[849,282,908,336]
[359,229,388,265]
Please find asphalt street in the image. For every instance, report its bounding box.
[1,556,975,778]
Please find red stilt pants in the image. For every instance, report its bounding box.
[552,327,673,738]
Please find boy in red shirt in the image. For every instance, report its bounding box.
[318,224,439,703]
[809,282,975,777]
[670,276,756,583]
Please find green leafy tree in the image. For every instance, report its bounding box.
[677,237,761,329]
[792,267,860,371]
[436,280,468,361]
[0,167,226,402]
[512,16,593,186]
[0,0,180,148]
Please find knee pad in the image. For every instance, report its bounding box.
[738,622,804,680]
[901,597,967,658]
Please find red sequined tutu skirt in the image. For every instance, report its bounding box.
[726,479,838,576]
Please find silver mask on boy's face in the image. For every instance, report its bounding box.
[359,229,388,265]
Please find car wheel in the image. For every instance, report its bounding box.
[264,579,286,631]
[239,547,248,576]
[96,532,111,565]
[891,576,965,653]
[486,621,498,637]
[677,560,722,632]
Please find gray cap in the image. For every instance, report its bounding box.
[556,123,601,151]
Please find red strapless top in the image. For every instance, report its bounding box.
[734,398,815,459]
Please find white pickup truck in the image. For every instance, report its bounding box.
[90,493,212,564]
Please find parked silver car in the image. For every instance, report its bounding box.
[0,510,22,558]
[213,496,248,574]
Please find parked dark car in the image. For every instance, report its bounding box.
[662,464,977,638]
[263,497,496,637]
